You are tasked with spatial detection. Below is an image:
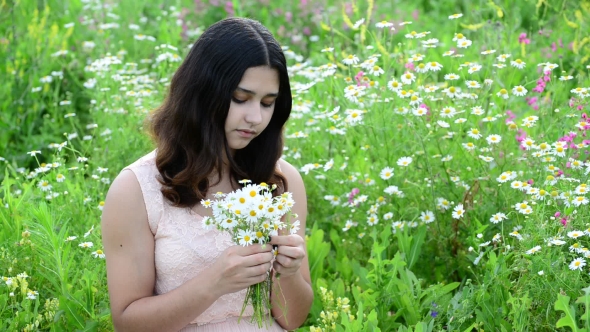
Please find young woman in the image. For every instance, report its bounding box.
[101,18,313,332]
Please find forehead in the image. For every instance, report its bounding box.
[236,66,279,94]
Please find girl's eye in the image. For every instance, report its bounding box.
[232,97,246,104]
[261,102,274,108]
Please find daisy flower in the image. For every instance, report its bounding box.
[387,79,403,91]
[449,13,463,19]
[467,128,482,139]
[514,201,533,214]
[38,180,52,192]
[237,229,255,246]
[511,59,526,69]
[400,72,416,84]
[496,89,509,99]
[419,210,435,223]
[79,242,94,248]
[512,85,528,96]
[368,65,384,76]
[92,249,106,259]
[427,62,443,71]
[525,246,541,255]
[457,39,472,48]
[342,55,359,66]
[486,134,502,144]
[444,73,460,80]
[397,156,413,167]
[569,258,586,271]
[490,212,507,224]
[452,204,465,219]
[380,167,394,180]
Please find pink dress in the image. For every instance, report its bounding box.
[124,150,286,332]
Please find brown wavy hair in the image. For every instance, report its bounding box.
[148,18,292,207]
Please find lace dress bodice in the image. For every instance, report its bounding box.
[124,150,285,331]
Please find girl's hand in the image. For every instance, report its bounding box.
[211,244,273,296]
[268,235,306,278]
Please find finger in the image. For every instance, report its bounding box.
[242,251,273,267]
[268,234,303,246]
[274,246,305,259]
[275,254,295,268]
[234,243,272,256]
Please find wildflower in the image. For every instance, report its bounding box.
[375,20,393,28]
[569,258,586,271]
[457,39,472,48]
[79,242,93,248]
[467,128,482,140]
[511,59,526,69]
[486,135,502,144]
[379,167,394,180]
[449,13,463,19]
[98,201,105,211]
[419,210,435,223]
[92,249,106,259]
[452,204,465,219]
[368,65,384,76]
[526,246,541,255]
[27,290,39,300]
[400,72,416,84]
[436,197,451,210]
[427,62,443,71]
[36,180,52,192]
[387,79,403,92]
[515,201,533,214]
[568,230,585,239]
[512,86,528,96]
[490,212,507,224]
[496,89,509,99]
[397,157,413,167]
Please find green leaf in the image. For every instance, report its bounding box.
[555,293,586,332]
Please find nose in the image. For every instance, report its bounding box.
[245,103,263,125]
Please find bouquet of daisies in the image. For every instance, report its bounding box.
[201,180,298,328]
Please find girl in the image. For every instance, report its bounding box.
[101,17,312,332]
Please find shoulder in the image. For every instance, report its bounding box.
[104,170,145,214]
[277,159,303,187]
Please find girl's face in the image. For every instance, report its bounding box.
[225,66,279,153]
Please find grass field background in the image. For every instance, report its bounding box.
[1,0,590,330]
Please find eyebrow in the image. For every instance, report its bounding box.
[235,87,279,98]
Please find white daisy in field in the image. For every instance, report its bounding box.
[526,246,541,255]
[511,59,526,69]
[400,72,416,84]
[465,80,481,89]
[486,134,501,145]
[462,142,476,151]
[79,242,94,248]
[568,230,585,239]
[237,230,255,246]
[490,212,508,224]
[397,156,413,167]
[468,64,482,74]
[56,174,66,182]
[440,106,457,118]
[496,88,509,99]
[457,39,472,48]
[38,180,52,192]
[92,249,106,259]
[436,197,451,210]
[375,20,393,28]
[514,201,533,214]
[467,128,482,139]
[442,86,461,98]
[368,65,384,76]
[496,54,511,62]
[449,13,463,19]
[569,258,586,271]
[512,85,528,96]
[27,290,39,300]
[419,210,435,223]
[573,196,589,207]
[342,54,359,66]
[479,155,494,162]
[387,79,403,92]
[380,167,394,180]
[427,62,443,71]
[367,214,379,226]
[452,204,465,219]
[412,107,428,116]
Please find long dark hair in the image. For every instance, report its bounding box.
[149,17,292,207]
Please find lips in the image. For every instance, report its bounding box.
[236,129,256,138]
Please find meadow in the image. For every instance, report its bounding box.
[1,0,590,330]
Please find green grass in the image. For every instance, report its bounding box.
[1,0,590,330]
